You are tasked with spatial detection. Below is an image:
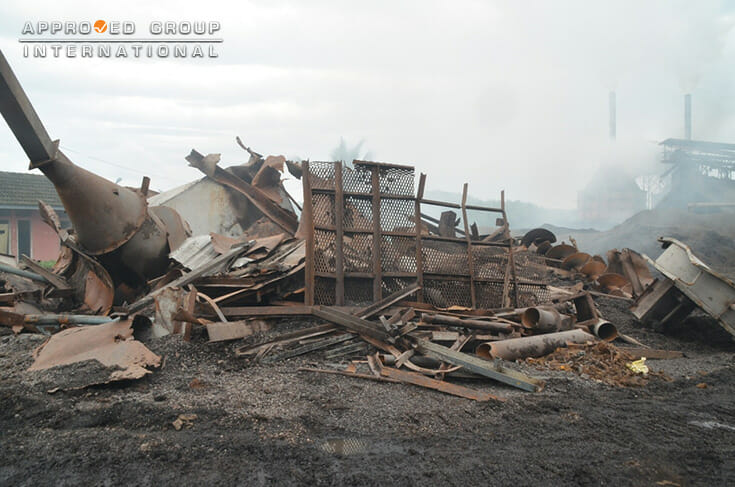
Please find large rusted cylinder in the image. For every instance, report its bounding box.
[475,329,595,361]
[36,151,151,255]
[0,49,181,285]
[521,306,563,333]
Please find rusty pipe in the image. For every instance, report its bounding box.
[475,329,595,361]
[588,319,618,342]
[521,307,564,333]
[422,313,513,334]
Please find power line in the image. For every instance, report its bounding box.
[59,145,188,185]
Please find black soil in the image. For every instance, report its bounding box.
[2,297,735,486]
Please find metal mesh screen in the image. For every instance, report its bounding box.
[304,161,545,308]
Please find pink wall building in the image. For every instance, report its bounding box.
[0,171,68,262]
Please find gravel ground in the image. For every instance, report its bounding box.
[1,296,734,486]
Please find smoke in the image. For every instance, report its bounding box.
[670,12,734,93]
[329,137,373,163]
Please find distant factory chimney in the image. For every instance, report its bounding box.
[684,93,692,140]
[609,91,616,140]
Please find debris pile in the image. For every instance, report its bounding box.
[527,341,672,387]
[0,48,728,402]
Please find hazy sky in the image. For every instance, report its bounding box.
[0,0,733,208]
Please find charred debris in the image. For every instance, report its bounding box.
[1,49,733,400]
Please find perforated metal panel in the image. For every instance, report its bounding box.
[303,160,545,308]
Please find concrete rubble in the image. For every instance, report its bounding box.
[1,48,733,400]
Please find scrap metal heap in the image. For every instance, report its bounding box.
[1,48,733,400]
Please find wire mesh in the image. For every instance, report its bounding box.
[381,235,416,273]
[308,161,336,190]
[343,233,373,273]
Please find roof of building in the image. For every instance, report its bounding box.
[660,138,735,152]
[0,170,64,210]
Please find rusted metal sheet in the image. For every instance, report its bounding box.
[29,319,161,386]
[634,237,735,337]
[186,150,298,235]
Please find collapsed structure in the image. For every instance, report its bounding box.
[1,49,734,401]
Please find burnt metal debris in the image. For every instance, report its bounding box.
[0,48,718,400]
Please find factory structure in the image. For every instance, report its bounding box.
[578,91,735,225]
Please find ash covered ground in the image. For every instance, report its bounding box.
[1,296,734,486]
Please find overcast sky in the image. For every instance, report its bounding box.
[0,0,733,208]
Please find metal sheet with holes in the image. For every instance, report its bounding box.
[304,161,545,308]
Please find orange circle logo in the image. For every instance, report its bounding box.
[93,20,107,33]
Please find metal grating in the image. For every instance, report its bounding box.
[472,246,508,280]
[344,233,373,273]
[343,196,373,230]
[424,278,472,308]
[344,277,374,306]
[304,160,540,308]
[422,241,469,275]
[308,161,336,190]
[380,198,415,232]
[314,277,336,306]
[475,281,505,309]
[515,283,549,307]
[513,251,551,281]
[314,230,336,273]
[381,235,416,272]
[342,165,373,193]
[382,277,417,297]
[312,193,335,227]
[374,165,415,196]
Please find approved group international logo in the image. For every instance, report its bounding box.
[19,20,222,59]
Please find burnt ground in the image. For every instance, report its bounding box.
[1,296,735,486]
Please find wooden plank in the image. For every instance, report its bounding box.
[370,166,382,301]
[334,162,345,306]
[323,342,369,359]
[416,339,544,392]
[460,184,477,309]
[127,243,250,313]
[235,323,336,356]
[297,367,400,383]
[206,319,272,342]
[621,348,684,360]
[302,161,315,305]
[355,283,420,320]
[379,365,505,402]
[221,305,315,317]
[313,306,393,342]
[261,334,353,363]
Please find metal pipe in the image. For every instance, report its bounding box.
[22,314,114,325]
[475,329,595,361]
[520,306,562,333]
[589,319,618,342]
[0,262,48,283]
[422,313,513,334]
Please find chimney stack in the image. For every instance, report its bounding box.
[609,91,616,140]
[684,93,692,140]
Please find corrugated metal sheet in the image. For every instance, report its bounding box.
[169,235,253,276]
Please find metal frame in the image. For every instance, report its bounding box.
[302,160,546,308]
